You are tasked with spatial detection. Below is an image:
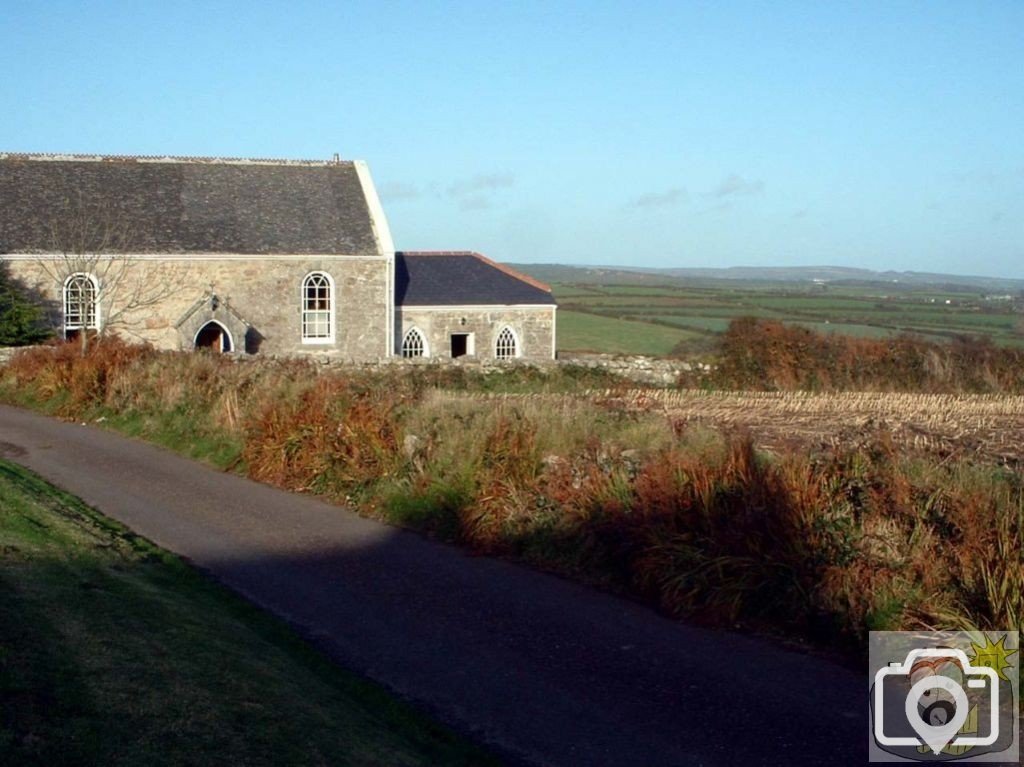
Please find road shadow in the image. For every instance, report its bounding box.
[194,530,869,767]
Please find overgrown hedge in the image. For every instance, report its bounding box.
[712,317,1024,393]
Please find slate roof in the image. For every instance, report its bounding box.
[0,153,380,255]
[396,252,556,306]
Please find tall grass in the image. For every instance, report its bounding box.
[3,340,1020,649]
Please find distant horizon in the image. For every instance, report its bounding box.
[508,260,1024,284]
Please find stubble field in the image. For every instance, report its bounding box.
[599,389,1024,466]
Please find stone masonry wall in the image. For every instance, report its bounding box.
[0,343,706,388]
[556,352,711,386]
[5,255,391,361]
[397,306,556,361]
[274,351,705,388]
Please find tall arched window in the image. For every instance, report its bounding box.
[301,272,334,343]
[495,326,519,359]
[401,327,427,358]
[63,273,99,338]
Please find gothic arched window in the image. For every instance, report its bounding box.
[401,327,427,358]
[495,326,519,359]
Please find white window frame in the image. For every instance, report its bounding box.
[63,273,100,337]
[401,327,429,358]
[301,271,335,344]
[494,326,520,360]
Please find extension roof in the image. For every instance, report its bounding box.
[396,251,556,306]
[0,153,381,255]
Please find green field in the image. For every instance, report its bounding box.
[556,310,701,355]
[551,279,1024,355]
[0,460,495,767]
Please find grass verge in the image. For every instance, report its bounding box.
[0,459,497,767]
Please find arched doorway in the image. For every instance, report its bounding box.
[194,321,233,353]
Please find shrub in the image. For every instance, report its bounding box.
[714,317,1024,393]
[0,264,51,346]
[243,374,409,502]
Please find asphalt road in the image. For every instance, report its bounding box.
[0,404,867,766]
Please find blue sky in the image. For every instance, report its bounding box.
[3,1,1022,277]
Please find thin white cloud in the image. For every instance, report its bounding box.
[711,174,764,198]
[631,187,687,209]
[447,173,515,198]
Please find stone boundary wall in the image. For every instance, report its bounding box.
[0,345,710,387]
[0,346,34,364]
[277,351,708,386]
[554,352,711,386]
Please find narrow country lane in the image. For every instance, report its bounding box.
[0,405,866,766]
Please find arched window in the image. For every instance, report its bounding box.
[301,272,334,343]
[63,273,99,337]
[495,326,519,360]
[401,327,428,358]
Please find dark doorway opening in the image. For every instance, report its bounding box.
[195,322,232,353]
[450,333,469,358]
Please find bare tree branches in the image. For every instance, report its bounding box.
[33,191,189,353]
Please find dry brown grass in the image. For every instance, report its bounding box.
[457,388,1024,466]
[2,342,1020,649]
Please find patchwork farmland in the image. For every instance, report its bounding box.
[543,277,1024,356]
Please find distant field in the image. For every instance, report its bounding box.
[556,310,700,355]
[551,279,1024,355]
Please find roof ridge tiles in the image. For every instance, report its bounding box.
[0,152,350,166]
[397,250,477,256]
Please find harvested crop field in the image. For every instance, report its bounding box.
[450,389,1024,467]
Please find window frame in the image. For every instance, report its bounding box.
[401,327,429,358]
[62,273,100,337]
[494,326,520,360]
[301,271,336,344]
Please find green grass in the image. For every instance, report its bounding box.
[788,321,908,339]
[0,460,497,767]
[646,316,733,333]
[548,282,604,297]
[101,406,245,470]
[556,310,699,355]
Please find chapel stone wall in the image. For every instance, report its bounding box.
[4,255,392,361]
[397,306,556,361]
